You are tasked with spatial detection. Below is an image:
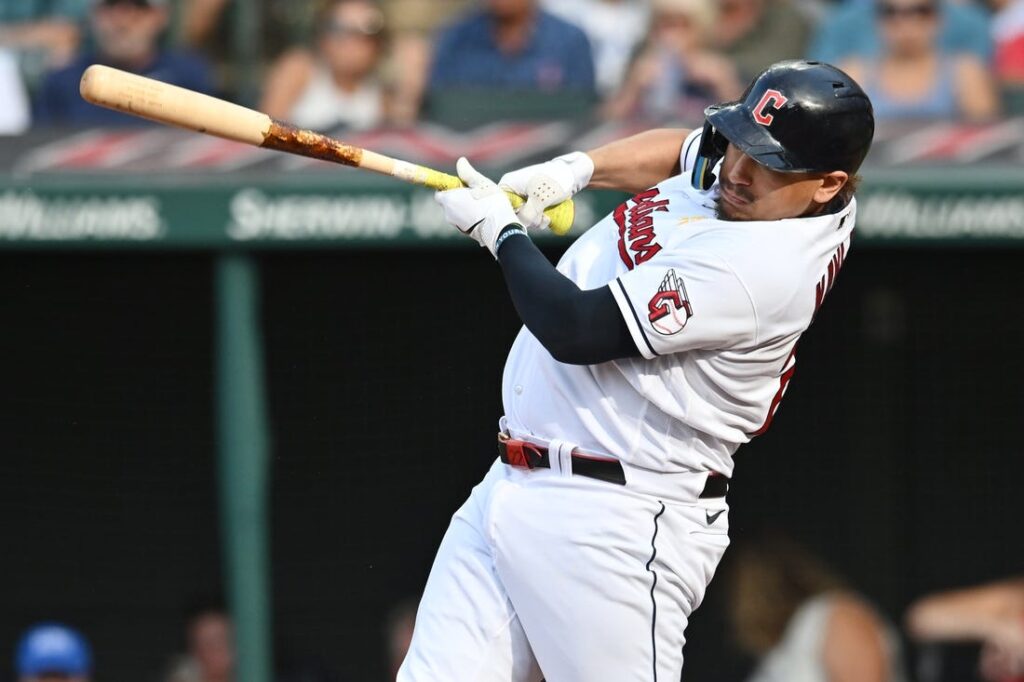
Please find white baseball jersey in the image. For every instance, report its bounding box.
[502,130,856,477]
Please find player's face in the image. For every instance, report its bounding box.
[715,144,848,221]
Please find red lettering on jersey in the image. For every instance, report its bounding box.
[614,188,668,270]
[752,346,797,436]
[814,242,847,317]
[753,89,788,126]
[754,241,850,437]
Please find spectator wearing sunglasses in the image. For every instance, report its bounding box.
[839,0,999,121]
[808,0,992,68]
[33,0,213,127]
[260,0,387,131]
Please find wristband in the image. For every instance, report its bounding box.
[494,224,529,255]
[555,151,596,192]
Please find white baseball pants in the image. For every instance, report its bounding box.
[398,456,730,682]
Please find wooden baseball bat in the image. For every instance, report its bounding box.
[79,64,575,235]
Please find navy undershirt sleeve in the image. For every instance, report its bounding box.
[495,227,639,365]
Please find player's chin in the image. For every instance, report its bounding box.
[714,197,752,222]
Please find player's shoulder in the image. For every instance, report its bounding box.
[671,211,851,320]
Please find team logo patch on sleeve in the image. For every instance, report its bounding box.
[647,269,693,335]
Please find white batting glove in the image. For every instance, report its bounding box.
[435,157,523,258]
[498,151,595,230]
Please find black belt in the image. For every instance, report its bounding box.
[497,434,729,498]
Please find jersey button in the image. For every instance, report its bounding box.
[514,385,524,395]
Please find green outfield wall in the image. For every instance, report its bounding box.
[0,166,1023,249]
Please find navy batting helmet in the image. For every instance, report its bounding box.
[691,60,875,191]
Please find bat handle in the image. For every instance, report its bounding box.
[424,170,576,236]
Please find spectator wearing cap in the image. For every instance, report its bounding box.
[839,0,999,121]
[15,623,92,682]
[260,0,388,131]
[428,0,596,94]
[605,0,742,123]
[34,0,214,127]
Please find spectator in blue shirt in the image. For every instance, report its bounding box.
[35,0,213,127]
[428,0,596,93]
[808,0,992,65]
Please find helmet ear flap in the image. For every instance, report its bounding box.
[691,121,728,191]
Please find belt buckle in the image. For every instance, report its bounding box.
[499,433,544,469]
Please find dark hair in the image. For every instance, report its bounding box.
[810,173,861,216]
[838,173,861,207]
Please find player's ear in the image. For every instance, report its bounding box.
[812,171,848,205]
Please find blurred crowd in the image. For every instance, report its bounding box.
[11,553,1024,681]
[0,0,1022,135]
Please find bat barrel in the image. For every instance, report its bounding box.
[80,64,272,146]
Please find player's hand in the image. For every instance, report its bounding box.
[498,152,594,231]
[435,157,523,258]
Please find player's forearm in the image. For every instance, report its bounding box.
[496,230,637,365]
[586,128,689,194]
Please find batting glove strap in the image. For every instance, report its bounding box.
[554,151,596,194]
[498,152,595,231]
[434,157,520,258]
[494,224,529,255]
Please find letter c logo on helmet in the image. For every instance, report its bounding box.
[690,60,876,191]
[753,89,788,126]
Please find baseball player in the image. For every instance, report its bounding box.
[399,60,875,681]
